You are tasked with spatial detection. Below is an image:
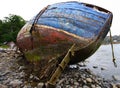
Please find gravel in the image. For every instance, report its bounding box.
[0,49,119,88]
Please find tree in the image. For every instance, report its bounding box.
[0,14,26,44]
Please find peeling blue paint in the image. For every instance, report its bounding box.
[32,1,110,38]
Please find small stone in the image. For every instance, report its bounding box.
[96,86,101,88]
[19,66,25,71]
[23,85,28,88]
[112,75,120,81]
[4,78,12,84]
[29,74,34,79]
[101,67,106,70]
[74,81,79,86]
[83,80,87,84]
[91,84,96,88]
[1,70,10,76]
[65,80,69,85]
[58,79,65,84]
[0,84,8,88]
[34,76,40,81]
[69,86,74,88]
[111,84,117,88]
[116,83,120,88]
[37,83,44,88]
[93,66,98,69]
[19,71,25,78]
[10,79,22,87]
[83,85,89,88]
[78,87,82,88]
[86,78,92,83]
[74,73,79,77]
[23,84,32,88]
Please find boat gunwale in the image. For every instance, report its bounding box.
[47,1,111,19]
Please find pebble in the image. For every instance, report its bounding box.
[9,79,22,87]
[19,71,25,78]
[111,84,117,88]
[19,66,26,71]
[37,82,44,88]
[112,75,120,81]
[0,84,8,88]
[93,66,98,69]
[58,79,65,84]
[116,83,120,88]
[1,70,10,76]
[96,86,101,88]
[0,49,118,88]
[74,81,79,85]
[29,74,34,79]
[101,67,106,70]
[86,78,92,83]
[83,85,89,88]
[91,84,96,88]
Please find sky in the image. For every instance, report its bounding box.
[0,0,120,35]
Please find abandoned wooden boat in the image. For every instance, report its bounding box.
[17,1,113,64]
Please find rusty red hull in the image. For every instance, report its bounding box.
[17,1,113,64]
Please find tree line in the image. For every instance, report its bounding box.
[103,35,120,44]
[0,14,26,45]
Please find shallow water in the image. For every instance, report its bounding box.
[85,44,120,82]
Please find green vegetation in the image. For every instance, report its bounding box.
[0,45,9,49]
[0,14,26,44]
[25,50,41,62]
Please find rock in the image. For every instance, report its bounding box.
[4,78,12,84]
[93,66,98,69]
[23,84,32,88]
[77,62,86,67]
[111,84,117,88]
[23,85,28,88]
[83,80,87,84]
[65,80,69,85]
[58,79,65,84]
[29,74,34,79]
[74,73,79,78]
[101,67,106,70]
[74,81,79,86]
[116,83,120,88]
[19,71,25,78]
[91,84,96,88]
[1,70,10,76]
[96,86,101,88]
[83,85,89,88]
[37,82,45,88]
[19,66,25,71]
[0,49,117,88]
[112,75,120,81]
[34,76,40,81]
[9,79,22,87]
[86,78,92,83]
[0,84,8,88]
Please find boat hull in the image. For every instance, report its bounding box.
[17,1,113,64]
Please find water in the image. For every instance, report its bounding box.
[85,44,120,82]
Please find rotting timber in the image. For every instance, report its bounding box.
[16,1,113,86]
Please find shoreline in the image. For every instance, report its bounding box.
[0,49,120,88]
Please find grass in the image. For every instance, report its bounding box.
[24,50,41,62]
[0,45,9,49]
